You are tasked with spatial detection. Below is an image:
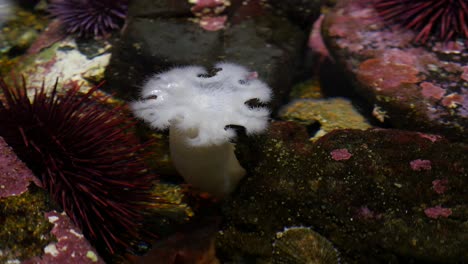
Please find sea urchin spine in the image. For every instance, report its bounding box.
[374,0,468,43]
[0,77,156,254]
[48,0,129,37]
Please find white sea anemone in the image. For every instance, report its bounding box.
[131,62,272,196]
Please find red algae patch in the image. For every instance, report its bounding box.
[432,179,449,195]
[424,206,452,219]
[410,159,432,171]
[0,137,41,198]
[330,148,352,161]
[358,57,420,91]
[420,82,446,100]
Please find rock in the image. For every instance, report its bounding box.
[0,3,49,75]
[272,226,340,264]
[104,0,320,109]
[0,137,103,264]
[288,79,324,100]
[268,0,323,30]
[217,122,467,263]
[0,136,41,198]
[0,137,52,262]
[321,0,468,141]
[24,211,105,264]
[279,97,371,139]
[9,36,112,93]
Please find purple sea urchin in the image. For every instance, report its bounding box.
[0,77,155,254]
[48,0,128,37]
[374,0,468,43]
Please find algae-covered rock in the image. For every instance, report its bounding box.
[0,5,48,54]
[0,136,105,263]
[144,183,194,237]
[24,211,105,264]
[5,36,111,94]
[272,226,340,264]
[0,4,48,75]
[321,0,468,141]
[279,98,371,139]
[218,122,467,263]
[288,79,324,100]
[0,136,53,262]
[0,186,53,262]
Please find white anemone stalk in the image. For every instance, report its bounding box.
[131,62,272,196]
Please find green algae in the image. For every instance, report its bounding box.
[288,79,324,100]
[148,183,194,220]
[0,185,53,262]
[279,98,371,139]
[0,6,48,75]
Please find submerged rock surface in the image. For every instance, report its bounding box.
[218,122,467,263]
[104,0,320,109]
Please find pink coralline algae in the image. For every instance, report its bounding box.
[24,211,104,264]
[330,148,352,161]
[462,66,468,82]
[0,137,41,198]
[420,82,446,100]
[410,159,432,171]
[432,179,449,195]
[357,49,433,91]
[424,206,452,219]
[357,56,420,91]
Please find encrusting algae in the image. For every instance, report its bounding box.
[272,226,340,264]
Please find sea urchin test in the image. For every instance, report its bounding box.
[131,62,272,197]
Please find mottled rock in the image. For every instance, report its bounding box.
[322,0,468,141]
[0,137,104,263]
[7,36,112,93]
[0,3,49,75]
[105,0,319,109]
[24,211,105,264]
[0,136,41,198]
[218,122,467,263]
